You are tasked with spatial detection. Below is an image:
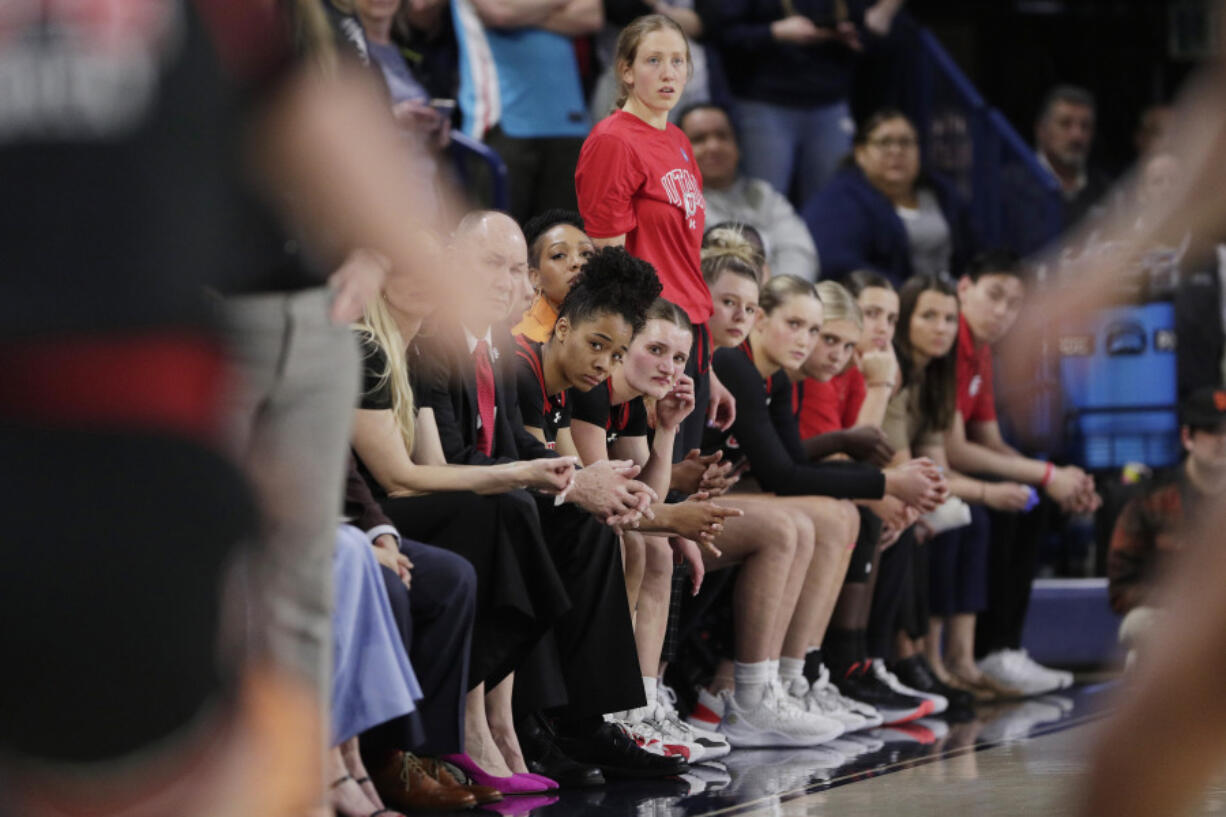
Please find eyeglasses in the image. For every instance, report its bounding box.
[866,136,918,151]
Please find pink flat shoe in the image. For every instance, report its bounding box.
[519,773,559,791]
[440,754,551,795]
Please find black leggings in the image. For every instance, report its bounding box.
[867,529,917,659]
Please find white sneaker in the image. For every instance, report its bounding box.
[640,703,706,763]
[718,683,844,748]
[608,715,665,757]
[771,678,847,741]
[839,732,885,753]
[826,736,873,757]
[978,699,1065,743]
[611,714,692,761]
[686,686,726,732]
[810,664,884,730]
[871,659,948,715]
[785,675,869,732]
[657,684,731,761]
[977,649,1071,696]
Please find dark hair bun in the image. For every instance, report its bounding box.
[558,246,663,334]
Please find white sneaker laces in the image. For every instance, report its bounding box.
[765,680,809,721]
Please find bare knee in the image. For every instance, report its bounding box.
[840,501,860,546]
[643,535,674,577]
[810,498,854,558]
[758,511,798,561]
[789,509,816,565]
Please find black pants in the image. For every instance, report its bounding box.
[483,127,583,225]
[901,534,931,641]
[867,528,916,659]
[928,504,991,616]
[975,501,1051,657]
[522,496,645,720]
[365,540,475,758]
[382,491,570,691]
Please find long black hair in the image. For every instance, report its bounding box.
[895,274,959,438]
[555,246,663,335]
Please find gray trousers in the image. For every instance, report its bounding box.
[223,287,360,706]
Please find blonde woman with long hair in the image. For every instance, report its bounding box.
[349,265,577,796]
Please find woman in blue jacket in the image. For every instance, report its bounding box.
[802,109,975,286]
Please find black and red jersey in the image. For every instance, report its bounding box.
[513,336,570,448]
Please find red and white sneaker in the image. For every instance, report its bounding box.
[658,684,731,761]
[612,715,691,761]
[685,686,726,732]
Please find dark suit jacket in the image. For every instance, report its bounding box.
[416,327,557,465]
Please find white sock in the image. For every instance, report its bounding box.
[733,660,772,708]
[643,676,658,712]
[779,656,806,686]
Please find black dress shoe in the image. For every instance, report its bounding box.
[891,655,976,711]
[553,722,688,779]
[519,716,606,788]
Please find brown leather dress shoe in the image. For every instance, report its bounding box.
[419,758,503,805]
[372,751,477,813]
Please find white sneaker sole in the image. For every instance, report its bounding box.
[719,718,844,749]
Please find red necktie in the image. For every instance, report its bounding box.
[473,339,496,456]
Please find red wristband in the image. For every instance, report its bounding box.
[1039,461,1054,488]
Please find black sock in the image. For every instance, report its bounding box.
[803,647,825,684]
[823,629,862,680]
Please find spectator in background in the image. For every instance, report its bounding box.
[1108,387,1226,667]
[1001,85,1114,256]
[939,251,1097,696]
[713,0,907,206]
[1134,102,1173,158]
[452,0,602,223]
[347,0,452,214]
[681,103,819,281]
[352,0,450,143]
[802,109,975,286]
[1034,86,1114,225]
[590,0,712,124]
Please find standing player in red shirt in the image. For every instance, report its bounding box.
[942,251,1100,697]
[576,13,735,460]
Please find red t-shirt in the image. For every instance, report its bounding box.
[797,366,867,438]
[575,111,710,324]
[956,314,996,423]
